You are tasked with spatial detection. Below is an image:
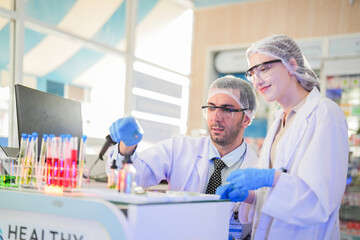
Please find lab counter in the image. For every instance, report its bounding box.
[0,186,231,240]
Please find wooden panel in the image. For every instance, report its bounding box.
[188,0,360,133]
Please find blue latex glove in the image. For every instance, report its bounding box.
[226,168,275,191]
[216,184,249,202]
[109,117,144,146]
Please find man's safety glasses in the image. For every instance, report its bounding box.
[245,59,282,83]
[202,105,248,119]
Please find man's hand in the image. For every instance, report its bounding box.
[109,116,144,146]
[216,184,249,202]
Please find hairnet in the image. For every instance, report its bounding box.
[207,75,258,123]
[246,34,320,91]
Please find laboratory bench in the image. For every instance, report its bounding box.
[0,183,231,240]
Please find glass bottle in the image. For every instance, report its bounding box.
[118,154,137,193]
[108,160,118,189]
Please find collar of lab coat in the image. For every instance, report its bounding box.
[262,88,322,170]
[179,137,211,191]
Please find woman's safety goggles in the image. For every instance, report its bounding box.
[245,59,282,83]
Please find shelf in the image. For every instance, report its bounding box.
[340,205,360,222]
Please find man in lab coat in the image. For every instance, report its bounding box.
[106,75,259,239]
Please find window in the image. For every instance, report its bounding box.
[0,0,194,150]
[0,16,12,146]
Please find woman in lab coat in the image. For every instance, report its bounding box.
[217,34,349,239]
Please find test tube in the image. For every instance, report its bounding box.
[52,136,60,186]
[22,135,33,185]
[70,136,78,188]
[31,132,38,185]
[63,135,72,188]
[58,135,66,187]
[46,134,55,186]
[32,132,38,162]
[16,133,28,185]
[78,135,87,188]
[36,134,48,188]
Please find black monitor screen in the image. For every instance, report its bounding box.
[15,84,83,149]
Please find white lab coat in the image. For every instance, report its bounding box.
[239,88,349,240]
[129,135,259,192]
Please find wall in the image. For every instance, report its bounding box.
[188,0,360,134]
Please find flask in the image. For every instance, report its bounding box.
[118,154,137,193]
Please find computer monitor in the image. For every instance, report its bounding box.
[15,84,83,152]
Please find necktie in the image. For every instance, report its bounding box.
[206,157,226,194]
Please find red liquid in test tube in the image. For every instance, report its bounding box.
[63,159,70,188]
[53,158,59,186]
[63,135,72,188]
[63,156,72,188]
[71,149,78,188]
[46,157,53,185]
[58,135,67,187]
[59,159,65,187]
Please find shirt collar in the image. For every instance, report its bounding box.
[282,94,308,121]
[209,140,247,168]
[292,95,307,113]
